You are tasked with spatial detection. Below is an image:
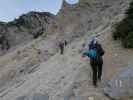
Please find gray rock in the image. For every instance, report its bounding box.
[32,93,49,100]
[104,67,133,99]
[16,93,49,100]
[16,96,28,100]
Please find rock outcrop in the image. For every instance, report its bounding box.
[0,11,57,55]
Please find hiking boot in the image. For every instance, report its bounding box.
[93,83,98,88]
[98,78,101,82]
[93,84,98,88]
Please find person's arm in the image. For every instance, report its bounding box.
[82,51,90,57]
[81,51,89,61]
[98,44,105,56]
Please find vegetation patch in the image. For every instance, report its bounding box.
[113,1,133,48]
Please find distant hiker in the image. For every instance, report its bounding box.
[64,40,68,47]
[82,38,105,87]
[59,41,65,55]
[0,35,10,50]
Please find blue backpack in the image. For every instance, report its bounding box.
[82,48,97,60]
[88,49,97,59]
[88,39,97,59]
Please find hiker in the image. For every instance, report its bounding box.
[0,35,10,50]
[82,38,105,87]
[59,41,65,55]
[64,40,68,47]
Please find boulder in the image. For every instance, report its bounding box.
[104,67,133,100]
[16,93,49,100]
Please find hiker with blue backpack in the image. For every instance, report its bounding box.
[82,37,105,87]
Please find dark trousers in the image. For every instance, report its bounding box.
[60,47,64,55]
[90,60,103,86]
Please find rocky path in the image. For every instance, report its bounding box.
[0,22,133,100]
[0,37,89,100]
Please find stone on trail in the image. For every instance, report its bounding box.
[16,96,28,100]
[104,67,133,100]
[32,93,49,100]
[16,93,49,100]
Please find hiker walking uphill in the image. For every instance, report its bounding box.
[82,38,105,87]
[64,40,68,46]
[58,40,68,55]
[59,41,65,55]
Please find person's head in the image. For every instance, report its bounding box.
[90,37,98,45]
[96,33,101,37]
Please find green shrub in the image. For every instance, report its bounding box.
[123,32,133,48]
[113,1,133,48]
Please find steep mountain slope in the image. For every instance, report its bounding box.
[0,0,132,100]
[56,0,129,37]
[0,32,109,100]
[0,11,57,55]
[1,21,133,100]
[0,0,130,55]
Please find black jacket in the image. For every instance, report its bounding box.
[89,43,105,65]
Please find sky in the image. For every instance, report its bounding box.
[0,0,79,22]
